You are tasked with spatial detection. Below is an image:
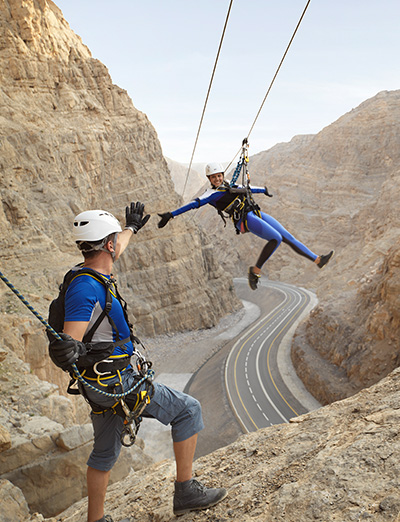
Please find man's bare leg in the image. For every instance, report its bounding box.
[87,466,111,522]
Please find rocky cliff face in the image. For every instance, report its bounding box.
[0,0,240,339]
[292,235,400,404]
[196,90,400,403]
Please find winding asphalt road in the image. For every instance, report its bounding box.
[225,278,319,433]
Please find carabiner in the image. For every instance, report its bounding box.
[93,359,113,376]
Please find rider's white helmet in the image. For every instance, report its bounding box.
[73,210,122,242]
[205,162,224,177]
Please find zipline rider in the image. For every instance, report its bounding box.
[158,163,334,290]
[48,203,227,522]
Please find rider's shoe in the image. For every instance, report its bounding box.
[248,266,260,290]
[317,250,334,269]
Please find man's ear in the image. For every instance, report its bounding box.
[105,239,115,253]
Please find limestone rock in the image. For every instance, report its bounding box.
[55,424,93,451]
[2,434,152,518]
[0,478,30,522]
[0,433,55,476]
[0,425,11,452]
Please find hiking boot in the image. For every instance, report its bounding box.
[173,479,227,516]
[317,250,334,269]
[248,266,260,290]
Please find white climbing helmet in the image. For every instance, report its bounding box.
[73,210,122,242]
[205,162,224,177]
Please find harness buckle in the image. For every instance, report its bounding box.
[93,358,114,376]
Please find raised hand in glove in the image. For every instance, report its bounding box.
[125,201,150,234]
[158,212,173,228]
[49,333,87,371]
[264,186,273,197]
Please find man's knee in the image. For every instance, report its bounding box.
[187,395,202,421]
[172,395,204,442]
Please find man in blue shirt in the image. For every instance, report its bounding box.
[49,202,227,522]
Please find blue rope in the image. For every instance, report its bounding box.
[0,270,154,398]
[0,270,61,339]
[230,158,244,186]
[72,367,155,399]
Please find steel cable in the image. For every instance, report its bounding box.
[181,0,234,197]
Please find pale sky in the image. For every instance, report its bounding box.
[56,0,400,165]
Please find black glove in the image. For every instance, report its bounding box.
[125,201,150,233]
[264,186,273,198]
[49,333,87,371]
[158,212,173,228]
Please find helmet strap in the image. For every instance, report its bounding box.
[77,233,118,261]
[100,233,118,261]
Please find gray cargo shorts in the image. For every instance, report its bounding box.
[84,368,204,471]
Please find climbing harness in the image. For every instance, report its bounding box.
[215,138,263,234]
[0,269,155,446]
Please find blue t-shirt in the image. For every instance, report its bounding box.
[64,271,133,357]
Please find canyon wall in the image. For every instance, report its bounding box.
[0,0,241,349]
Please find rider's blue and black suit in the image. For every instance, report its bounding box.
[170,181,318,270]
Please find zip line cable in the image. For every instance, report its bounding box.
[246,0,312,141]
[181,0,234,198]
[224,0,313,176]
[0,270,154,399]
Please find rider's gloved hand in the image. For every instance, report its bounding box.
[49,333,87,371]
[158,212,173,228]
[125,201,150,234]
[264,186,273,198]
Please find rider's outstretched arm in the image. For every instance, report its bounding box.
[157,190,225,228]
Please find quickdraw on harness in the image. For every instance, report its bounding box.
[217,138,262,234]
[0,268,155,448]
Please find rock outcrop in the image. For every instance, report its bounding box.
[292,235,400,404]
